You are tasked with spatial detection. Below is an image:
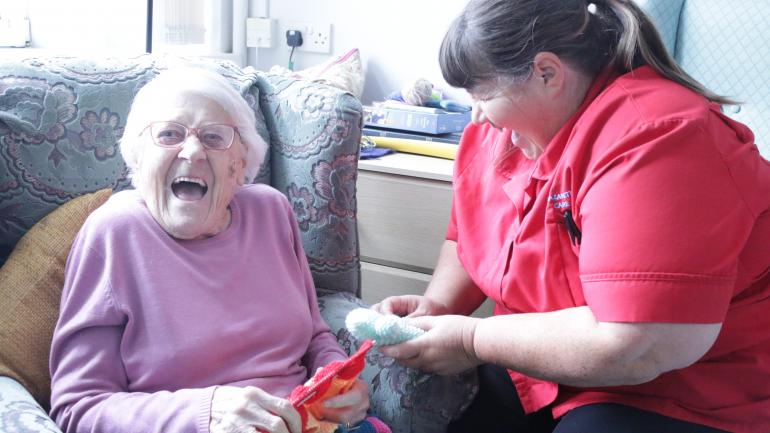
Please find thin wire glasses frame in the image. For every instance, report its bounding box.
[142,121,239,150]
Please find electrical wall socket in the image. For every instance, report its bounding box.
[0,17,30,47]
[284,21,331,54]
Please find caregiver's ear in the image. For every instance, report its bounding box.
[532,51,565,90]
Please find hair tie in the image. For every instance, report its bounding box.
[587,2,597,14]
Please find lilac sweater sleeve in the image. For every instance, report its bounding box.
[49,232,214,433]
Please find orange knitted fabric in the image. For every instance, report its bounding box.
[289,340,373,433]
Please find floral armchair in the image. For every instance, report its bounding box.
[0,54,476,433]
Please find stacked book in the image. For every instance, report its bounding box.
[362,127,462,144]
[363,103,470,135]
[362,103,470,160]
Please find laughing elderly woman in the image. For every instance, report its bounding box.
[48,68,369,433]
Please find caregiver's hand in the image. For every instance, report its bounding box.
[379,315,483,375]
[372,295,451,318]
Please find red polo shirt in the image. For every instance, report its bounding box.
[447,66,770,433]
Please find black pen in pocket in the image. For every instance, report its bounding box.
[564,210,582,246]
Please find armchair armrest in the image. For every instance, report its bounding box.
[319,293,478,433]
[0,376,61,433]
[255,72,480,432]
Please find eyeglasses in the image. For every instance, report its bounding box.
[143,121,238,150]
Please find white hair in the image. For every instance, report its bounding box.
[120,67,267,185]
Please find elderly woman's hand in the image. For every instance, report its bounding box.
[317,378,370,427]
[210,385,301,433]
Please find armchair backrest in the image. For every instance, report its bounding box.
[0,54,362,296]
[635,0,770,158]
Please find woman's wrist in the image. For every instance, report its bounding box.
[462,317,482,366]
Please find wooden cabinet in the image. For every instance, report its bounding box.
[357,153,493,317]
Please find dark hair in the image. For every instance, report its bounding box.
[440,0,733,104]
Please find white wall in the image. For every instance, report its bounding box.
[8,0,471,105]
[247,0,471,105]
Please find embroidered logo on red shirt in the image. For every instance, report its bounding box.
[548,191,571,209]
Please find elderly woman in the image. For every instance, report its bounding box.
[49,67,369,433]
[375,0,770,432]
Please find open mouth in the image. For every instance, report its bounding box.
[171,176,208,201]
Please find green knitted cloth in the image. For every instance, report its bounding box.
[345,308,425,346]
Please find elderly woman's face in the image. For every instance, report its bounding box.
[134,92,246,240]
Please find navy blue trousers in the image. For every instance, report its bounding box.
[447,364,728,433]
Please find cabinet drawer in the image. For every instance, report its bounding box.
[357,170,452,273]
[361,261,431,305]
[361,261,496,318]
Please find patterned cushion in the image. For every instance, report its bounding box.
[269,48,365,100]
[319,293,479,433]
[257,74,362,296]
[0,54,267,267]
[0,376,62,433]
[0,54,362,295]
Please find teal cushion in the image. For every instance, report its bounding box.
[257,74,362,296]
[634,0,686,55]
[0,54,266,266]
[674,0,770,158]
[0,55,362,296]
